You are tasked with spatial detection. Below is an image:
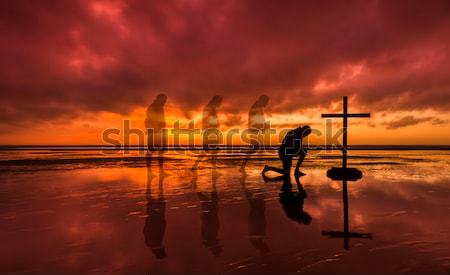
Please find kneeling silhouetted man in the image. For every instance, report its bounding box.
[262,125,311,178]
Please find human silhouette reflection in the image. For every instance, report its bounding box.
[240,170,269,254]
[193,96,223,169]
[143,155,167,259]
[279,175,312,225]
[146,94,167,167]
[192,165,222,256]
[241,95,269,171]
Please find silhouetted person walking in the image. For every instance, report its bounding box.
[279,174,311,225]
[248,95,269,131]
[193,96,223,169]
[143,156,167,259]
[241,170,269,254]
[146,93,167,147]
[262,125,311,178]
[146,94,167,170]
[241,95,269,171]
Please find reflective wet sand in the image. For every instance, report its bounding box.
[0,150,449,274]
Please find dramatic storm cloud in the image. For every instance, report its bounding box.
[1,0,450,127]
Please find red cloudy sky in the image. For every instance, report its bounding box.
[1,0,450,145]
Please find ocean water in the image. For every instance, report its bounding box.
[0,148,449,274]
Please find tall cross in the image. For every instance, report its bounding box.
[321,96,370,168]
[321,96,372,249]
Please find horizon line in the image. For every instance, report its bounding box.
[1,144,449,150]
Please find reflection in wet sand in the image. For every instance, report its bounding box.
[240,170,269,254]
[193,164,222,257]
[279,175,312,225]
[322,154,372,249]
[143,155,167,259]
[0,150,450,274]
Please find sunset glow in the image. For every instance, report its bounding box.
[1,0,449,145]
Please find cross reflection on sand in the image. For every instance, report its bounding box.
[1,149,450,274]
[322,155,372,249]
